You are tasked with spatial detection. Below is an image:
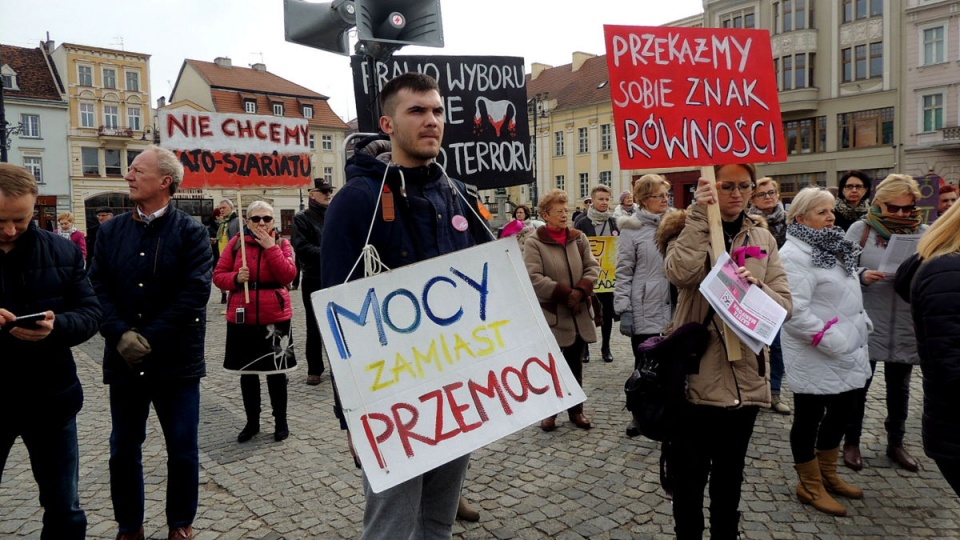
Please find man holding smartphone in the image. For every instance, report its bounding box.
[0,163,103,539]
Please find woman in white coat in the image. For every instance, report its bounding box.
[780,188,873,517]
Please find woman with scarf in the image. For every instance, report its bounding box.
[213,200,298,443]
[780,188,872,516]
[748,177,790,415]
[614,190,639,219]
[574,184,618,363]
[835,171,872,231]
[842,175,927,473]
[57,212,87,260]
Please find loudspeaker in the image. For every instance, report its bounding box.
[355,0,443,48]
[284,0,357,56]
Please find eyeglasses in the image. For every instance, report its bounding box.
[719,183,755,193]
[248,215,274,224]
[645,194,669,200]
[753,189,777,199]
[843,184,865,191]
[883,202,916,214]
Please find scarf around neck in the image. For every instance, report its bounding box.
[864,204,922,241]
[787,223,861,275]
[586,206,614,230]
[835,198,869,224]
[57,227,77,238]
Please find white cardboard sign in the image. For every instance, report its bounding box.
[312,239,586,493]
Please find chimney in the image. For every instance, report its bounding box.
[157,96,166,108]
[44,32,55,53]
[214,57,232,68]
[572,52,596,72]
[531,63,552,80]
[251,63,267,72]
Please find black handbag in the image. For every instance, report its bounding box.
[624,309,715,442]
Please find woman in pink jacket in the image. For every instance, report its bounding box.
[213,201,298,443]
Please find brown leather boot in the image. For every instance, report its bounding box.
[116,527,145,540]
[456,495,481,522]
[887,445,919,472]
[568,410,591,430]
[795,458,847,516]
[817,448,864,499]
[842,443,863,471]
[168,526,193,540]
[540,416,556,432]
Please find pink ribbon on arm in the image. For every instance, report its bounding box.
[811,317,840,347]
[731,246,767,267]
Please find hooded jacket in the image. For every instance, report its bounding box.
[523,227,599,347]
[657,204,792,408]
[614,210,673,335]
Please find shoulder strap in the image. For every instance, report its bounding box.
[859,225,870,249]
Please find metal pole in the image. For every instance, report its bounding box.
[365,53,382,132]
[1,48,8,163]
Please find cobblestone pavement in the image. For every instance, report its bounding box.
[2,290,959,539]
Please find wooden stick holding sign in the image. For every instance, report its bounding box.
[236,192,250,304]
[701,166,742,362]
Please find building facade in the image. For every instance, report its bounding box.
[1,42,70,230]
[50,41,153,231]
[169,57,350,235]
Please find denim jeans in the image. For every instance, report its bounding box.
[845,361,913,446]
[109,377,200,533]
[0,416,86,540]
[769,331,784,394]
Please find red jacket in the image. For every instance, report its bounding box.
[213,232,297,325]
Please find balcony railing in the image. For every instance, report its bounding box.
[98,126,134,138]
[942,126,960,141]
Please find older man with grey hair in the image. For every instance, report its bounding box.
[89,145,212,540]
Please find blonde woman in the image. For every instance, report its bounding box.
[57,212,87,260]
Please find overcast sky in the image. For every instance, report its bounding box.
[1,0,703,122]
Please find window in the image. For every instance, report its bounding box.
[600,124,612,151]
[1,73,17,91]
[127,107,141,131]
[599,171,612,187]
[80,103,95,128]
[127,150,142,168]
[579,173,590,198]
[554,131,565,156]
[78,65,93,86]
[578,127,589,153]
[838,107,894,149]
[555,175,565,191]
[244,100,256,113]
[843,0,881,23]
[922,26,946,66]
[842,42,882,81]
[20,114,40,138]
[23,156,42,184]
[105,149,122,176]
[103,68,117,89]
[272,102,284,116]
[103,105,119,128]
[720,8,755,28]
[775,0,812,33]
[309,134,316,149]
[82,147,99,175]
[773,172,826,202]
[323,167,334,183]
[922,93,944,132]
[782,56,793,90]
[322,134,333,151]
[783,116,826,155]
[303,105,314,119]
[126,71,140,92]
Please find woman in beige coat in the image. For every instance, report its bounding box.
[658,164,793,540]
[524,189,599,432]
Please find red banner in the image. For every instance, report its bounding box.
[604,26,787,169]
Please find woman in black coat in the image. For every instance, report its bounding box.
[897,200,960,497]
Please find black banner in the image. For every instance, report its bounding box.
[351,55,533,190]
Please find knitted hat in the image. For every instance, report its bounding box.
[620,190,631,204]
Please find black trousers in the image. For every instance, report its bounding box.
[845,361,913,446]
[791,390,858,464]
[672,403,759,540]
[596,292,614,351]
[935,458,960,498]
[240,374,287,424]
[557,336,585,415]
[300,275,326,376]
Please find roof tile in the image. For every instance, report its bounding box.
[527,55,611,111]
[0,44,63,102]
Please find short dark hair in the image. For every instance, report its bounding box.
[380,72,441,116]
[838,170,872,201]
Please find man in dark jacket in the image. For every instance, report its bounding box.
[0,163,102,539]
[291,177,333,384]
[321,73,490,539]
[89,146,212,540]
[573,184,619,363]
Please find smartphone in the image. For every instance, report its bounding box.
[7,312,46,329]
[235,307,245,325]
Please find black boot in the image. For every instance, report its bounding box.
[268,374,289,441]
[238,375,260,443]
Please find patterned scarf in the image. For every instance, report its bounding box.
[864,204,922,242]
[586,206,615,233]
[748,202,786,248]
[786,223,861,276]
[835,198,869,224]
[57,227,77,239]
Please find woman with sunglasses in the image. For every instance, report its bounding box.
[213,201,298,443]
[659,164,792,539]
[835,171,872,231]
[842,174,927,473]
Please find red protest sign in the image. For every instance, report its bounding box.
[160,109,313,189]
[604,26,787,169]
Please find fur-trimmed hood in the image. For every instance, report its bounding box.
[655,208,768,256]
